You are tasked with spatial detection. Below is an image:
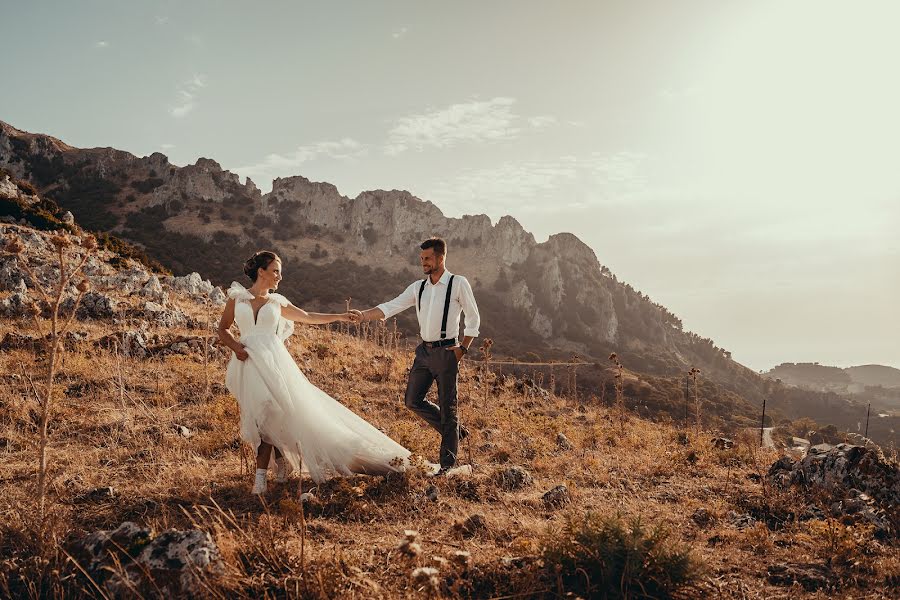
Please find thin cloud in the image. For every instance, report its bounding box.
[385,97,522,155]
[155,15,169,25]
[659,86,700,101]
[430,151,648,215]
[235,138,367,185]
[528,115,557,128]
[94,41,109,49]
[160,143,176,150]
[168,74,207,118]
[392,26,409,39]
[385,97,560,155]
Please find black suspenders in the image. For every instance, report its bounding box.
[418,275,456,340]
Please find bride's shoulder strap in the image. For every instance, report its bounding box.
[227,281,254,302]
[268,293,291,307]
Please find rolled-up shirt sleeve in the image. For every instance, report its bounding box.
[459,276,481,337]
[376,282,417,319]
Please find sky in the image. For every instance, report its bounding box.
[2,0,898,371]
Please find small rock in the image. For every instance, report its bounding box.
[61,211,75,225]
[75,486,118,503]
[767,563,829,591]
[691,507,714,528]
[425,484,439,502]
[454,513,487,538]
[726,510,756,530]
[555,432,573,450]
[542,485,571,508]
[799,504,826,521]
[711,437,734,450]
[174,425,193,438]
[496,466,533,491]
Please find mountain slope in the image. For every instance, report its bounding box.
[4,118,897,443]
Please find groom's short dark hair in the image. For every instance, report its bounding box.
[420,237,446,255]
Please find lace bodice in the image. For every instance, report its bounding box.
[227,281,294,341]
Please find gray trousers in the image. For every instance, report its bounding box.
[404,342,460,468]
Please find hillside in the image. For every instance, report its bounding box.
[765,363,900,415]
[0,121,756,383]
[2,119,899,448]
[1,221,898,598]
[847,365,900,389]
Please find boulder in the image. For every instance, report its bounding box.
[768,443,899,536]
[555,432,573,450]
[95,330,149,358]
[0,255,27,291]
[542,484,571,508]
[169,272,215,297]
[453,513,488,538]
[495,465,533,491]
[141,301,187,328]
[0,291,29,317]
[141,274,166,302]
[711,437,734,450]
[59,292,118,320]
[73,521,224,597]
[768,443,899,508]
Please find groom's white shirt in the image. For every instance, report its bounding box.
[377,270,480,342]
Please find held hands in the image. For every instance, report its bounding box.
[341,311,361,323]
[234,344,249,361]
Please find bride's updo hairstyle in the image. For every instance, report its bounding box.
[243,251,280,282]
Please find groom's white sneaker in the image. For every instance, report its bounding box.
[275,457,294,483]
[252,468,268,494]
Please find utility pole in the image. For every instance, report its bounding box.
[865,402,871,439]
[760,397,767,447]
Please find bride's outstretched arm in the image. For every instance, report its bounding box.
[282,303,359,325]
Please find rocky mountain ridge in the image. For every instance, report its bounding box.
[11,118,897,445]
[0,120,737,376]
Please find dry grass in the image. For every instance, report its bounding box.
[1,290,898,599]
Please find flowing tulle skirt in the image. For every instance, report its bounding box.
[225,333,411,483]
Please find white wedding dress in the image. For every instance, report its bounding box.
[224,282,412,483]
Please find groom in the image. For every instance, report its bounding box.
[355,237,481,473]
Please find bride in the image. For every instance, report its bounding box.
[217,251,413,494]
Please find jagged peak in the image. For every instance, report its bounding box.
[193,157,223,171]
[538,232,599,262]
[269,175,345,199]
[0,120,74,152]
[145,152,170,165]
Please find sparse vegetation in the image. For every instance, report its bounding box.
[542,512,701,598]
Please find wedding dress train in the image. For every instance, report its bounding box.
[224,282,412,483]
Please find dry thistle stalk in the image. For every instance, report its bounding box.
[690,367,702,432]
[609,352,624,414]
[4,231,96,525]
[411,566,440,594]
[399,529,422,557]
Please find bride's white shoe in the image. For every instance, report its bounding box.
[252,469,267,494]
[275,457,294,483]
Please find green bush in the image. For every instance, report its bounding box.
[542,512,701,599]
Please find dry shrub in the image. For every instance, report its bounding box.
[542,511,702,599]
